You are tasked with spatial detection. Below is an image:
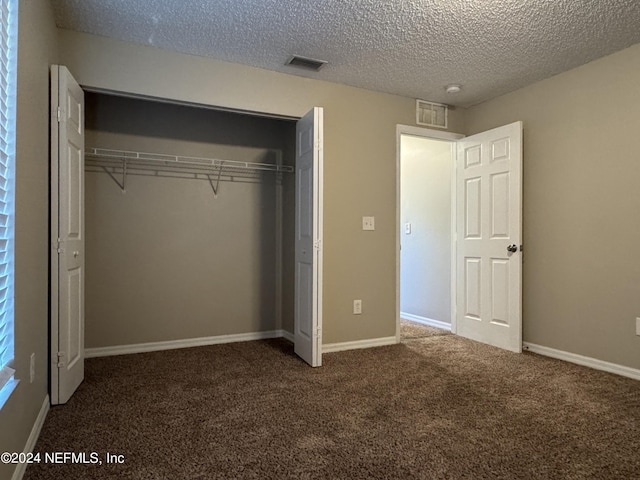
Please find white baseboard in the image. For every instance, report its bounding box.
[523,342,640,381]
[323,336,397,353]
[400,312,452,331]
[11,395,49,480]
[280,330,294,343]
[85,330,292,358]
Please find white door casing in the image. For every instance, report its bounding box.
[456,122,523,352]
[51,65,85,404]
[294,107,323,367]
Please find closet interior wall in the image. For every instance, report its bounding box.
[84,93,296,349]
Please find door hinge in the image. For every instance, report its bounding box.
[57,352,66,368]
[56,106,62,123]
[313,239,322,250]
[56,238,64,254]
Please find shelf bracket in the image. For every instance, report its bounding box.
[207,162,224,198]
[101,158,127,193]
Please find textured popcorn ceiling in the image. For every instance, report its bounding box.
[51,0,640,107]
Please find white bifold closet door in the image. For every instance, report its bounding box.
[294,107,324,367]
[51,65,85,405]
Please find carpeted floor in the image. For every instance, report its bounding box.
[25,335,640,479]
[400,319,451,340]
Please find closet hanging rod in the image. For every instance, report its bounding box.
[85,148,294,174]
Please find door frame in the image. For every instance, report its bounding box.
[50,67,61,404]
[395,125,464,343]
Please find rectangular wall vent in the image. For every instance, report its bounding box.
[286,55,327,72]
[416,100,448,129]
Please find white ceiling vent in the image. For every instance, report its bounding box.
[416,100,448,129]
[286,55,327,72]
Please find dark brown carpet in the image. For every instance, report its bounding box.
[25,336,640,480]
[400,319,451,340]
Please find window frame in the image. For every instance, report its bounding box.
[0,0,18,408]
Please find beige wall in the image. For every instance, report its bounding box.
[465,43,640,370]
[84,93,296,347]
[59,29,465,345]
[400,136,452,324]
[0,1,58,478]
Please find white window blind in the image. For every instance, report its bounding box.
[0,0,17,398]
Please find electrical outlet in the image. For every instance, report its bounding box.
[636,317,640,336]
[353,299,362,315]
[362,216,375,231]
[30,353,35,383]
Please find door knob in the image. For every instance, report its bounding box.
[507,244,518,253]
[73,251,80,257]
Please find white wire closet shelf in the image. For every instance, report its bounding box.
[85,147,294,196]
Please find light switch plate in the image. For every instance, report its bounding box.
[405,222,412,234]
[362,216,375,231]
[353,300,362,315]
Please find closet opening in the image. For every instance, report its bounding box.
[83,92,298,354]
[53,65,324,404]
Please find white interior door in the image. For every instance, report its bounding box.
[51,65,85,404]
[456,122,522,352]
[294,107,323,367]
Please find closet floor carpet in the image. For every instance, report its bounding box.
[25,336,640,479]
